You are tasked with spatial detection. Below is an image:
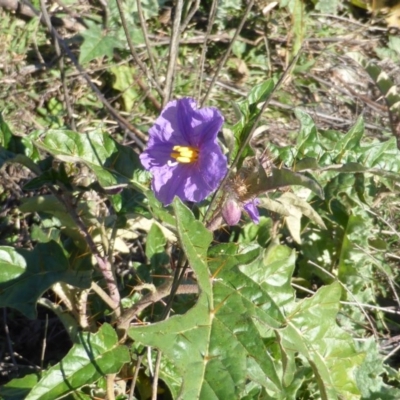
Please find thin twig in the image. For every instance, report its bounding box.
[152,350,163,400]
[117,276,199,338]
[77,288,91,331]
[39,0,76,130]
[163,0,184,106]
[136,0,160,85]
[384,342,400,361]
[180,0,200,33]
[201,0,254,106]
[129,353,144,399]
[3,309,18,371]
[196,0,218,101]
[21,0,146,149]
[114,0,164,99]
[40,313,48,370]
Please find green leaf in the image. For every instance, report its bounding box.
[23,324,129,400]
[145,222,168,269]
[334,117,364,161]
[295,109,325,160]
[0,242,92,318]
[314,0,339,14]
[232,79,275,165]
[281,283,363,400]
[0,374,39,400]
[260,167,324,199]
[32,129,141,188]
[356,338,400,399]
[129,227,297,398]
[248,79,275,105]
[0,146,41,173]
[128,198,214,398]
[110,65,138,111]
[0,112,13,148]
[79,23,120,64]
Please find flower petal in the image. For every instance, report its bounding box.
[176,99,224,147]
[140,142,172,171]
[196,145,227,193]
[244,199,260,224]
[150,164,191,205]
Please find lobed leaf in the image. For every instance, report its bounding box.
[22,324,130,400]
[0,242,92,318]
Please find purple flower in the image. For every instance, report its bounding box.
[244,198,260,224]
[140,98,227,205]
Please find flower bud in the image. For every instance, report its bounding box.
[222,198,241,226]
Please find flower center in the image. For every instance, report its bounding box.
[170,145,199,164]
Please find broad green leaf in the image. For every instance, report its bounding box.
[0,242,92,318]
[23,324,129,400]
[128,198,214,399]
[0,374,39,400]
[32,129,142,196]
[337,214,378,298]
[295,109,325,160]
[145,222,166,260]
[281,283,362,400]
[129,225,297,399]
[79,23,120,64]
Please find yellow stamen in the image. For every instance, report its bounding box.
[170,145,199,164]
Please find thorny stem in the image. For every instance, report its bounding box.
[203,48,303,225]
[50,187,121,318]
[117,277,199,339]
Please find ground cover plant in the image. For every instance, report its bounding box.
[1,0,400,399]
